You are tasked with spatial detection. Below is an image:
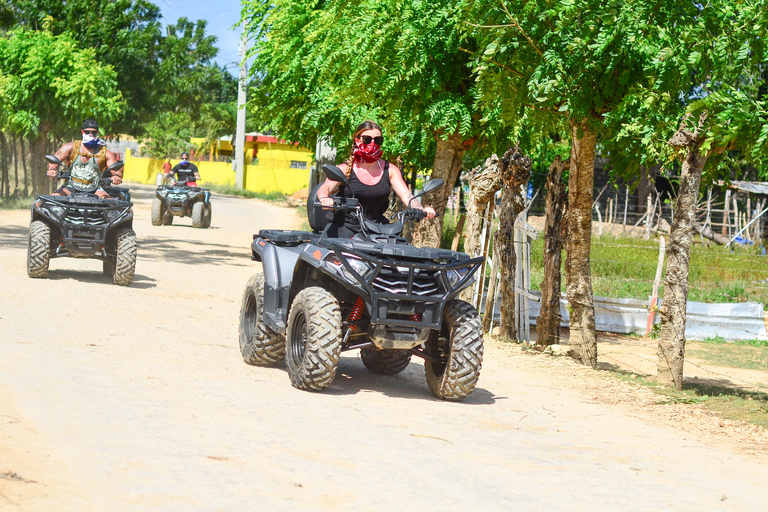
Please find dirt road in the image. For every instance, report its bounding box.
[1,184,767,511]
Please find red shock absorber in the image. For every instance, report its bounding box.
[346,297,365,331]
[410,313,422,322]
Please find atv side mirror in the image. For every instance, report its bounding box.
[107,161,125,172]
[410,179,444,205]
[45,154,63,166]
[421,179,444,195]
[322,164,348,184]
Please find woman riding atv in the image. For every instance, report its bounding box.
[316,120,436,238]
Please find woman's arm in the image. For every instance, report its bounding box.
[389,164,436,219]
[317,164,344,207]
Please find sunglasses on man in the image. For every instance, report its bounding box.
[82,129,98,136]
[359,135,384,145]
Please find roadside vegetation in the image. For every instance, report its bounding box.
[529,235,768,307]
[204,183,287,202]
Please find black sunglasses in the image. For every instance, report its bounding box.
[83,129,98,135]
[359,135,383,145]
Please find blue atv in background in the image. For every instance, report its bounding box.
[151,177,211,228]
[238,164,485,400]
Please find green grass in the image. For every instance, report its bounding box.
[204,182,288,202]
[605,366,768,428]
[0,196,34,210]
[526,234,768,307]
[686,339,768,372]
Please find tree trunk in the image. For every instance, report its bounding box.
[460,154,503,302]
[565,120,598,368]
[536,156,568,348]
[657,115,708,390]
[496,146,531,339]
[413,133,465,249]
[482,236,501,332]
[29,132,51,196]
[0,133,8,198]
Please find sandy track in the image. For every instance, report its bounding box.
[1,184,767,511]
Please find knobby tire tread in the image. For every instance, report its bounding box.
[151,198,163,226]
[360,349,412,375]
[238,273,285,365]
[113,228,137,286]
[425,300,484,400]
[286,287,342,391]
[27,220,51,278]
[192,202,205,228]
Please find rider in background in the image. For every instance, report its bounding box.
[316,120,436,238]
[47,118,121,198]
[164,151,201,186]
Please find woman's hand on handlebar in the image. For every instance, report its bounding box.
[319,196,334,209]
[424,206,436,219]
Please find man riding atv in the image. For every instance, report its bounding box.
[47,118,122,198]
[164,151,201,186]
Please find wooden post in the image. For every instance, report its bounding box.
[645,194,654,240]
[733,197,739,240]
[722,189,731,236]
[482,236,501,333]
[622,186,629,234]
[646,236,666,335]
[476,202,496,310]
[451,214,466,252]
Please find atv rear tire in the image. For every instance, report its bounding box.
[203,203,212,228]
[238,273,285,365]
[27,220,51,278]
[161,211,173,225]
[361,348,412,375]
[286,287,342,391]
[425,300,483,400]
[192,202,205,228]
[113,228,137,286]
[151,198,164,226]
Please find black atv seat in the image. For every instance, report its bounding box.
[307,183,332,234]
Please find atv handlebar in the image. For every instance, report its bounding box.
[312,197,360,213]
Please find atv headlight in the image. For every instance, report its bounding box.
[48,205,65,218]
[158,189,169,196]
[325,254,373,282]
[106,207,131,222]
[446,267,470,288]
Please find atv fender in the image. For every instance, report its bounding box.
[252,239,302,334]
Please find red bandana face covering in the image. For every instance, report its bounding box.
[352,141,383,163]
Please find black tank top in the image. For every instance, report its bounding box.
[333,160,391,232]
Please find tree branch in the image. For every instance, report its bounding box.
[458,46,524,78]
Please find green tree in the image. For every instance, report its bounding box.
[242,0,503,247]
[0,28,123,193]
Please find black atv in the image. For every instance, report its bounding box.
[27,155,137,286]
[238,164,485,400]
[151,177,211,228]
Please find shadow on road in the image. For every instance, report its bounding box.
[140,236,249,266]
[270,358,500,404]
[0,224,29,250]
[45,270,157,288]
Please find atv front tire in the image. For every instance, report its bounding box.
[27,220,51,278]
[113,228,137,286]
[238,273,285,365]
[361,348,412,375]
[285,287,342,391]
[192,202,205,228]
[425,300,484,400]
[151,198,164,226]
[203,203,212,228]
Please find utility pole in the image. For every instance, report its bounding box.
[235,25,247,189]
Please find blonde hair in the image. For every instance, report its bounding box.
[344,120,382,178]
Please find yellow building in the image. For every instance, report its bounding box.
[122,134,313,195]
